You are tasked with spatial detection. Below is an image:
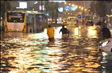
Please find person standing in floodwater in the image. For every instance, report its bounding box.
[101,25,111,39]
[59,25,69,39]
[47,25,55,42]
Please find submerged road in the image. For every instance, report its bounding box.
[1,25,112,73]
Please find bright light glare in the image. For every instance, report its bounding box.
[102,52,108,56]
[81,7,83,10]
[72,4,74,6]
[102,41,108,47]
[87,27,97,37]
[34,1,38,4]
[19,2,27,8]
[74,28,78,35]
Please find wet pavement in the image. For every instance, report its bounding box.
[1,25,112,73]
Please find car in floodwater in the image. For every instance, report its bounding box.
[99,38,112,53]
[86,20,94,26]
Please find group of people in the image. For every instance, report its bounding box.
[47,25,69,42]
[47,22,111,42]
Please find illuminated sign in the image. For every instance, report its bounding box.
[39,5,45,10]
[65,6,70,11]
[42,5,45,10]
[16,2,27,9]
[49,0,65,2]
[71,5,78,11]
[58,7,63,12]
[39,5,41,10]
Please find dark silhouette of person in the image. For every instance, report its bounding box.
[59,25,69,39]
[101,26,111,39]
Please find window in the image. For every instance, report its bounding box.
[7,12,25,23]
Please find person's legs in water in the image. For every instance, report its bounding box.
[49,37,54,42]
[48,37,54,45]
[62,34,68,39]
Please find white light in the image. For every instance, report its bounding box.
[16,2,27,9]
[102,52,108,56]
[53,1,65,2]
[68,13,69,14]
[72,4,74,6]
[42,5,45,10]
[69,3,71,5]
[19,2,27,8]
[34,1,38,4]
[58,7,63,12]
[102,41,108,47]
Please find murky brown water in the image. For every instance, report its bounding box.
[1,26,112,73]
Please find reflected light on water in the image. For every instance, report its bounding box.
[74,27,79,35]
[1,26,107,73]
[87,27,98,38]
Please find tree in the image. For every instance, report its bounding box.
[45,1,59,24]
[1,1,11,19]
[95,1,107,18]
[89,1,96,16]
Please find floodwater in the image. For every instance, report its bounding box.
[1,25,112,73]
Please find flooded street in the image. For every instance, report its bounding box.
[1,26,112,73]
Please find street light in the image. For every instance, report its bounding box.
[72,4,74,6]
[64,2,66,4]
[76,6,78,8]
[81,7,83,10]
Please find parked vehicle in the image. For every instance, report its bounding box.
[5,10,47,33]
[86,20,93,26]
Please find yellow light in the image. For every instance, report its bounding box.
[85,9,87,11]
[72,4,74,6]
[79,6,81,8]
[64,2,66,4]
[69,3,71,5]
[74,28,78,35]
[76,6,78,8]
[68,13,69,14]
[81,7,83,10]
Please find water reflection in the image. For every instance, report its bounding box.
[1,26,112,73]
